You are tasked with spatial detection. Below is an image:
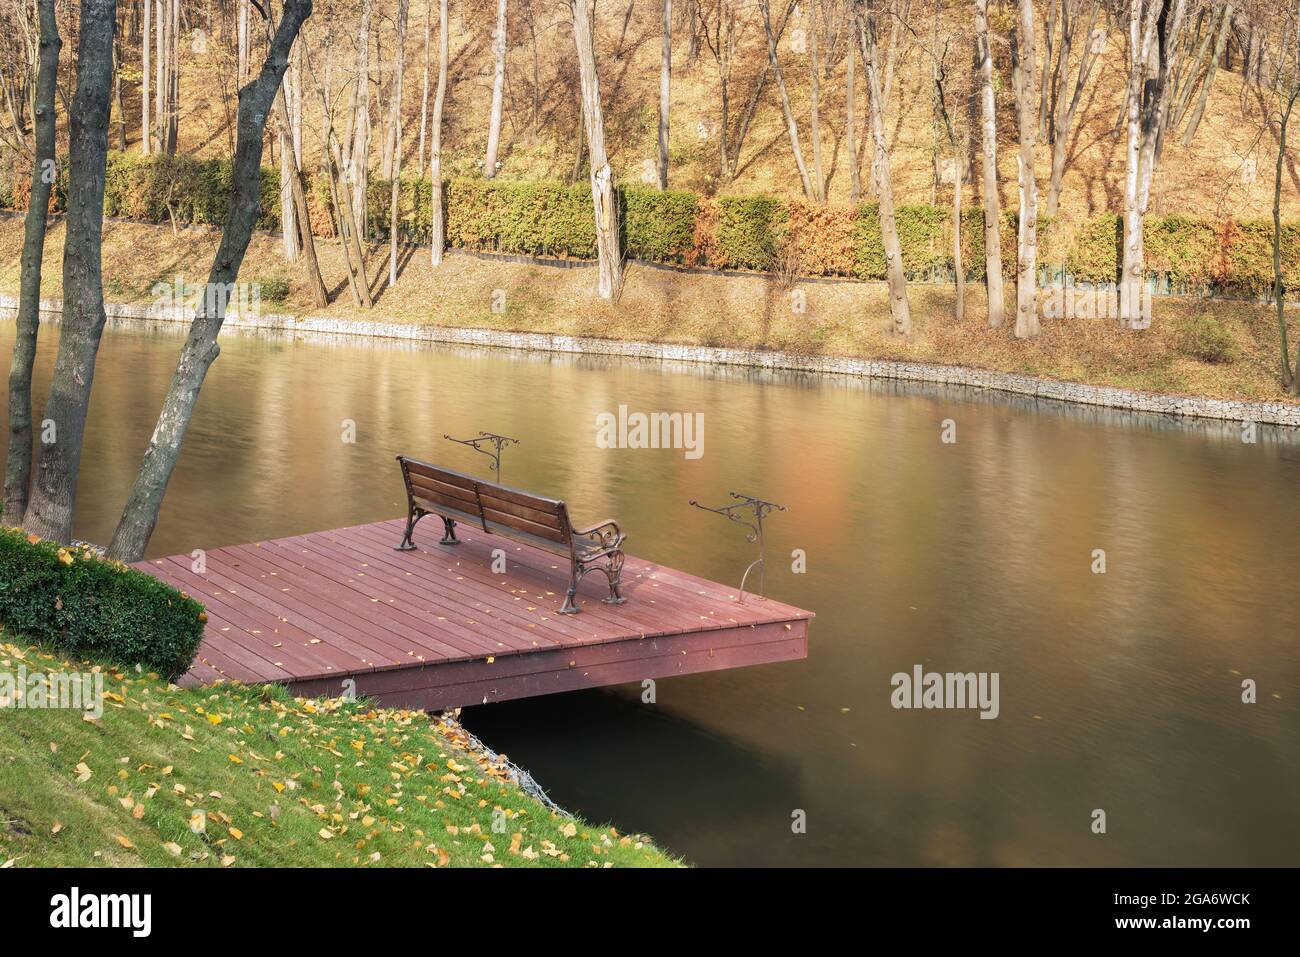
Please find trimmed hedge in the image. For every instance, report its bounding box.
[0,528,206,679]
[6,152,1300,292]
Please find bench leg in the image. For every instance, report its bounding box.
[560,566,582,614]
[439,517,460,545]
[395,510,425,551]
[599,551,627,606]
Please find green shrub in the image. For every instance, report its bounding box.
[1177,313,1239,364]
[622,185,698,262]
[444,177,595,257]
[715,194,786,270]
[256,275,291,304]
[0,528,206,679]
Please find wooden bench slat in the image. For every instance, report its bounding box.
[407,474,481,509]
[475,490,566,531]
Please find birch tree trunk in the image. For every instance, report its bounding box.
[430,0,449,266]
[22,0,117,543]
[238,0,249,82]
[3,0,60,526]
[389,0,410,285]
[484,0,507,178]
[658,0,671,189]
[108,0,315,561]
[1013,0,1039,339]
[760,0,816,200]
[855,0,910,335]
[1121,1,1154,327]
[974,0,1004,328]
[571,0,622,300]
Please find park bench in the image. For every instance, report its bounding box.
[395,455,627,615]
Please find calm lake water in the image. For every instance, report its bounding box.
[3,317,1298,867]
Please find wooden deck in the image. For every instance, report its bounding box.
[134,519,812,711]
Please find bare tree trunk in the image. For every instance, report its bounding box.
[975,0,1004,328]
[855,0,910,335]
[1277,87,1300,392]
[154,0,165,152]
[953,139,965,322]
[809,0,826,202]
[658,0,671,189]
[1139,0,1188,211]
[484,0,507,178]
[760,0,816,200]
[1046,0,1103,217]
[108,0,315,561]
[847,0,861,203]
[142,0,151,153]
[311,64,372,306]
[112,26,126,149]
[349,0,372,236]
[571,0,622,300]
[275,85,327,306]
[3,0,60,526]
[279,55,299,262]
[238,0,249,82]
[22,0,116,543]
[1121,0,1160,327]
[1012,0,1039,339]
[418,0,431,176]
[430,0,449,266]
[389,0,410,285]
[1181,2,1232,145]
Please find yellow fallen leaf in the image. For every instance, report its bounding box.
[114,835,134,849]
[318,828,334,840]
[228,827,243,840]
[207,713,222,725]
[162,842,183,857]
[51,821,63,835]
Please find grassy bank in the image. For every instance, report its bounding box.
[0,636,676,868]
[2,216,1297,406]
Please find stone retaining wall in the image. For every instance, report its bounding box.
[4,293,1298,427]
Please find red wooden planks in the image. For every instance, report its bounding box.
[132,518,813,709]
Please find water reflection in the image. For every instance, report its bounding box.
[2,317,1297,866]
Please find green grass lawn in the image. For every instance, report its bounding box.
[0,636,678,868]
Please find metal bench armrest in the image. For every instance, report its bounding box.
[573,519,625,555]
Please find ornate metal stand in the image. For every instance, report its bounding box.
[688,492,787,602]
[443,431,520,482]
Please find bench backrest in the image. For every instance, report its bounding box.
[397,456,575,555]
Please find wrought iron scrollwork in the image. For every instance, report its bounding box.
[688,492,787,601]
[443,431,520,481]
